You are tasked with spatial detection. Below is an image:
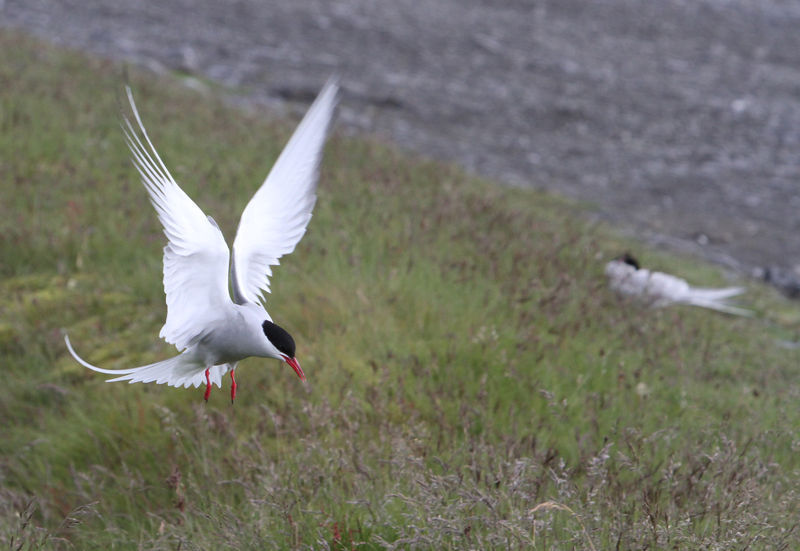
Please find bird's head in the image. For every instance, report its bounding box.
[261,320,305,381]
[616,252,640,270]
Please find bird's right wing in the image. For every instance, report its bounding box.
[123,87,232,350]
[230,78,339,305]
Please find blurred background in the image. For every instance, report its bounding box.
[4,0,800,278]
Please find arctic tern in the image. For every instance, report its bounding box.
[65,79,339,402]
[605,253,751,316]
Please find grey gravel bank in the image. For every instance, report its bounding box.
[4,0,800,293]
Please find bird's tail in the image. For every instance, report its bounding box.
[682,286,753,316]
[64,334,223,388]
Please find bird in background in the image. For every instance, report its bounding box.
[605,253,751,316]
[65,78,339,402]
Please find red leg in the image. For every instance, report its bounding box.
[230,369,237,404]
[204,368,211,402]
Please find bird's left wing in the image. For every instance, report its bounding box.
[230,78,339,305]
[123,87,232,350]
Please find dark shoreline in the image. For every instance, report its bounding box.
[4,0,800,292]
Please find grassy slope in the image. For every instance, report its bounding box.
[1,31,799,549]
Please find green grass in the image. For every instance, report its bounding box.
[2,30,800,549]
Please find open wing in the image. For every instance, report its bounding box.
[230,78,339,305]
[124,87,231,350]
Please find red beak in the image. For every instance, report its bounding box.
[281,355,306,382]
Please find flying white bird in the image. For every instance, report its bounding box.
[605,253,751,316]
[65,79,339,402]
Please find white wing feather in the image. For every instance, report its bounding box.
[123,87,232,349]
[231,78,339,305]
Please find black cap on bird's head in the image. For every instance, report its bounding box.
[262,320,305,381]
[617,252,640,270]
[262,320,295,357]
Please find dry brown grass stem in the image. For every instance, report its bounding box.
[530,500,597,551]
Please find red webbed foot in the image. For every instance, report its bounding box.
[203,368,211,402]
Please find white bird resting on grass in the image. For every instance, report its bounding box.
[65,78,339,402]
[604,253,752,316]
